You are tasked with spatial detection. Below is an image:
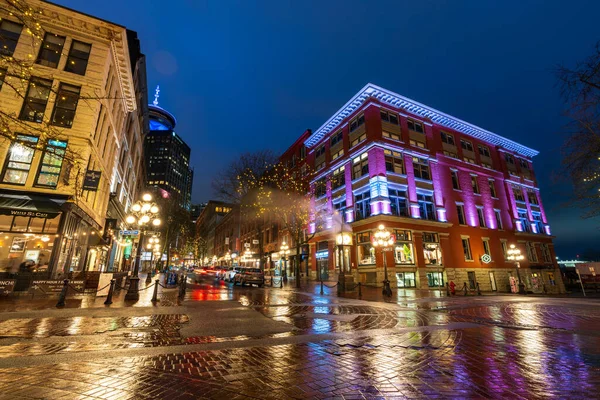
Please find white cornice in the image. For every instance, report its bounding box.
[305,83,538,158]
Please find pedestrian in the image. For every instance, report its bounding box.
[449,281,456,296]
[462,282,468,296]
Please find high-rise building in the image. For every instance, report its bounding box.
[298,83,563,293]
[145,87,193,210]
[0,0,145,277]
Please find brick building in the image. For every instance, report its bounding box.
[300,83,563,294]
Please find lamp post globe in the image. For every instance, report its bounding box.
[372,224,394,297]
[280,242,290,283]
[507,244,526,294]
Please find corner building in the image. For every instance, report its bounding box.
[304,84,564,294]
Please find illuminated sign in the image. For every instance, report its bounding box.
[481,254,492,264]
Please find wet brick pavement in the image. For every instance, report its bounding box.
[0,275,599,399]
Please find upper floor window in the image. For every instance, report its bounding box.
[456,204,466,225]
[505,153,515,165]
[471,175,480,194]
[36,33,66,68]
[315,145,326,159]
[412,157,430,180]
[441,132,455,145]
[513,186,525,202]
[300,146,306,160]
[35,139,67,188]
[389,189,408,217]
[526,242,538,263]
[532,212,544,234]
[330,131,343,147]
[518,210,531,233]
[380,109,399,125]
[354,192,371,221]
[352,153,368,180]
[383,130,401,141]
[418,194,435,221]
[1,134,38,185]
[315,161,325,171]
[527,190,539,205]
[64,40,92,75]
[519,158,530,170]
[407,119,424,133]
[462,237,473,261]
[394,230,414,264]
[476,207,486,228]
[495,209,503,229]
[350,133,366,148]
[451,170,460,190]
[331,166,345,190]
[349,113,365,132]
[331,148,344,161]
[384,150,404,174]
[315,178,326,198]
[478,144,491,158]
[0,20,23,56]
[19,77,52,123]
[488,179,497,198]
[540,243,552,263]
[460,139,474,152]
[51,83,81,128]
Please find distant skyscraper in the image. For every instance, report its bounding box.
[145,86,193,210]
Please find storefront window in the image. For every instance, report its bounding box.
[28,217,45,233]
[427,272,444,287]
[0,215,12,231]
[1,134,38,184]
[396,272,416,287]
[11,216,29,232]
[357,231,375,265]
[394,230,413,264]
[43,215,60,233]
[422,232,442,265]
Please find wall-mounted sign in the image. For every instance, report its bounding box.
[252,239,259,244]
[481,254,492,264]
[244,243,250,248]
[82,170,102,191]
[316,250,329,259]
[119,230,139,236]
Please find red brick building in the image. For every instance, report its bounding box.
[299,83,563,294]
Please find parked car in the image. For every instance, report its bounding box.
[234,267,264,287]
[225,266,242,282]
[215,266,229,280]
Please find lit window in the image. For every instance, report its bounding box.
[394,230,414,264]
[19,77,53,123]
[384,150,404,174]
[412,157,430,180]
[410,139,426,148]
[352,153,368,180]
[1,134,38,184]
[383,130,401,141]
[350,133,366,148]
[418,194,436,221]
[36,33,66,68]
[513,186,525,202]
[331,148,344,161]
[331,166,345,190]
[64,40,92,75]
[0,19,23,56]
[354,192,371,221]
[51,83,80,128]
[357,231,375,264]
[527,190,539,205]
[423,232,442,265]
[35,139,67,188]
[389,189,408,217]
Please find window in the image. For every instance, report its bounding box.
[460,139,474,152]
[494,209,503,229]
[331,148,344,161]
[451,170,460,190]
[0,20,23,56]
[333,199,346,215]
[1,134,38,184]
[519,159,530,170]
[384,150,404,174]
[331,166,345,190]
[501,240,508,259]
[526,242,538,263]
[394,230,414,264]
[352,153,368,180]
[532,212,544,234]
[349,113,365,132]
[357,231,375,265]
[462,238,473,260]
[418,194,435,221]
[456,204,466,225]
[540,243,552,263]
[482,239,491,256]
[330,131,343,147]
[315,161,325,171]
[315,178,326,198]
[65,40,92,75]
[383,130,401,141]
[464,156,476,165]
[0,67,5,89]
[513,186,525,202]
[441,132,455,145]
[315,145,326,159]
[300,146,306,160]
[35,139,67,187]
[412,157,430,180]
[444,150,459,159]
[36,33,66,68]
[478,145,491,158]
[407,119,424,133]
[19,77,53,123]
[354,192,371,221]
[471,175,480,194]
[380,109,398,124]
[527,190,539,205]
[389,189,408,217]
[505,153,515,164]
[477,207,486,228]
[51,83,80,127]
[350,133,366,148]
[488,179,497,198]
[518,210,531,233]
[410,139,426,149]
[423,232,442,265]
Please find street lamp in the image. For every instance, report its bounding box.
[336,231,352,292]
[280,242,290,283]
[231,252,237,266]
[507,244,526,294]
[124,193,161,300]
[372,224,394,297]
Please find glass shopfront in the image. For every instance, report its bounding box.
[394,230,414,264]
[357,231,375,265]
[426,272,444,287]
[422,232,443,265]
[396,272,416,288]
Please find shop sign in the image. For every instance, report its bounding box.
[252,239,259,244]
[1,209,55,218]
[0,280,15,295]
[120,230,139,236]
[30,280,85,294]
[82,170,102,191]
[316,250,329,259]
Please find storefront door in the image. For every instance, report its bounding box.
[318,258,329,280]
[396,272,416,288]
[426,272,444,287]
[489,271,497,291]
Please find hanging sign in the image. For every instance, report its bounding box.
[82,170,102,191]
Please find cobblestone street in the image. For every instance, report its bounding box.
[0,275,599,399]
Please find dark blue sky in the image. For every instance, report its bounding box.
[56,0,600,258]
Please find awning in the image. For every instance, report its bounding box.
[0,194,65,218]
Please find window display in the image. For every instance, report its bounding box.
[394,230,413,264]
[422,232,442,265]
[357,231,375,265]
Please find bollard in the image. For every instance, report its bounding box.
[477,282,482,296]
[446,282,451,296]
[463,282,468,296]
[104,279,115,305]
[320,280,324,295]
[151,279,159,302]
[358,282,362,298]
[280,276,283,289]
[56,279,69,307]
[145,271,152,284]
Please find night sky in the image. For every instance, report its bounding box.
[55,0,600,258]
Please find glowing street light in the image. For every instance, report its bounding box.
[372,224,394,297]
[507,244,526,294]
[279,242,290,283]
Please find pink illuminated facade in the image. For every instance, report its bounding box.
[303,84,564,293]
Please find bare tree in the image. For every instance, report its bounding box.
[557,42,600,218]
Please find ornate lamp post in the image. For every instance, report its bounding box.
[372,224,394,297]
[336,231,352,292]
[124,193,161,300]
[145,236,160,283]
[507,244,526,294]
[280,242,290,283]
